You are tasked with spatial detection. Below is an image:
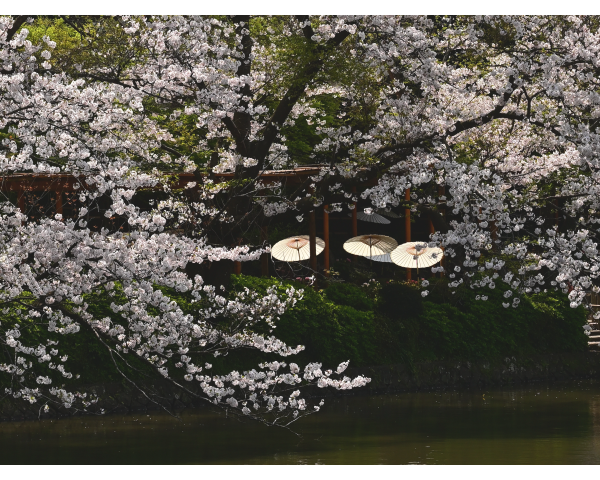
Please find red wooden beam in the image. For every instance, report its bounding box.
[55,192,63,217]
[323,205,330,276]
[405,188,411,280]
[260,225,269,277]
[0,166,380,193]
[351,186,357,237]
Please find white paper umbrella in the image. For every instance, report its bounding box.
[348,212,391,224]
[391,241,444,276]
[356,212,392,225]
[371,253,393,263]
[377,209,401,219]
[271,235,324,262]
[343,234,398,261]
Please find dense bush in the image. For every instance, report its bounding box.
[231,274,588,369]
[378,281,424,321]
[416,287,586,361]
[3,274,585,392]
[323,282,375,311]
[0,291,146,392]
[230,275,379,368]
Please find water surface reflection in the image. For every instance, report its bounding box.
[1,380,600,464]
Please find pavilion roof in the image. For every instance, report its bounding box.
[0,165,376,192]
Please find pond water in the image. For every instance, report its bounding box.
[2,380,600,464]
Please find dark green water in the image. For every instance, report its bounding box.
[2,380,600,464]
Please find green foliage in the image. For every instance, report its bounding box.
[27,17,83,62]
[378,281,424,320]
[0,292,131,392]
[230,275,378,367]
[323,282,374,311]
[413,282,587,361]
[1,274,586,391]
[231,274,587,368]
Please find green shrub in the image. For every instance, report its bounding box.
[231,274,588,367]
[378,281,424,320]
[424,277,469,305]
[323,282,375,311]
[0,291,144,391]
[413,282,588,361]
[230,275,379,367]
[3,274,584,390]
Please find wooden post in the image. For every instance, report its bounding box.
[17,188,25,214]
[405,188,411,280]
[55,191,63,217]
[405,188,411,243]
[309,210,317,272]
[323,205,330,276]
[351,186,357,237]
[429,217,435,278]
[260,225,269,277]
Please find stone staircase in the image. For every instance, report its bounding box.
[586,292,600,351]
[587,320,600,351]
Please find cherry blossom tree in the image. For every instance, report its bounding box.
[0,16,369,425]
[86,15,600,315]
[2,14,600,421]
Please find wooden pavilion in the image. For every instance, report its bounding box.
[0,168,434,279]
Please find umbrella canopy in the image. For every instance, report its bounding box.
[348,211,391,224]
[271,235,325,262]
[377,209,401,219]
[370,253,393,263]
[343,234,398,260]
[391,241,444,270]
